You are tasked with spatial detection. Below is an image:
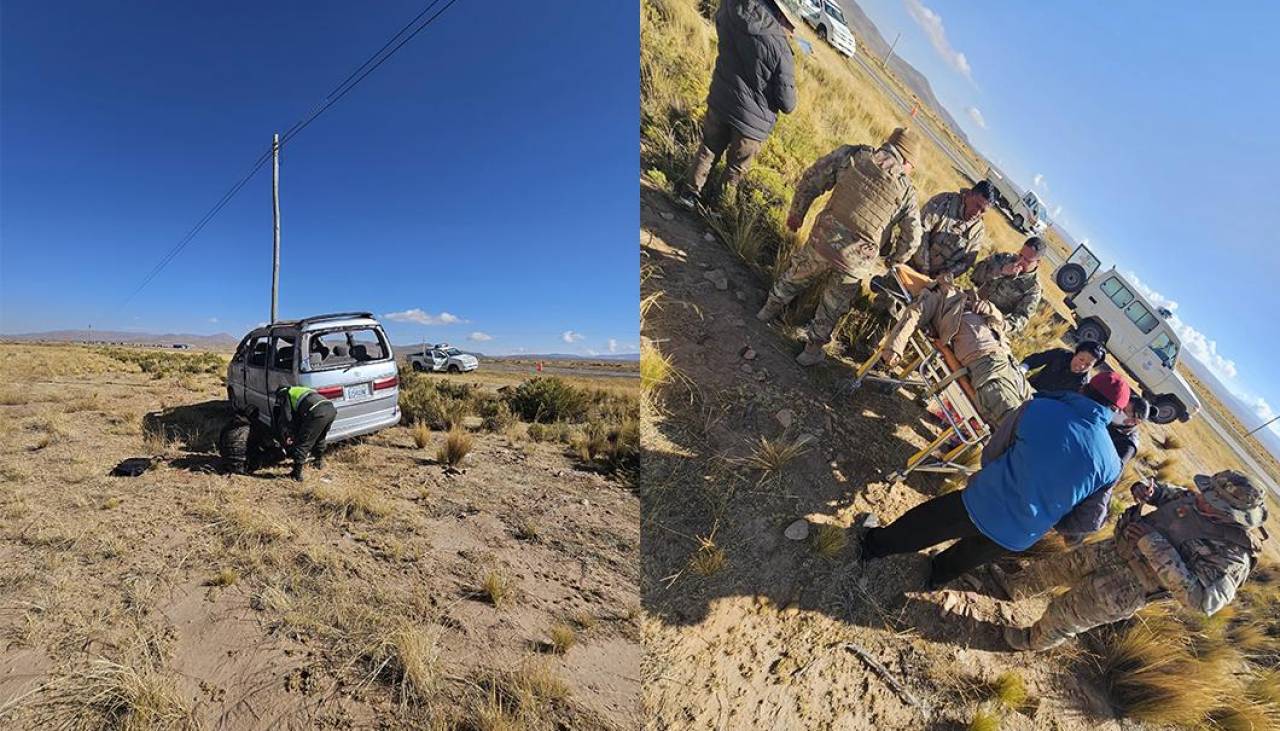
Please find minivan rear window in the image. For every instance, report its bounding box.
[303,327,391,371]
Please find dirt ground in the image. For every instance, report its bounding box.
[0,344,640,729]
[639,184,1147,730]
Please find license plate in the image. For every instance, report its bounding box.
[344,382,371,400]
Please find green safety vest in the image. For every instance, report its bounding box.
[285,386,315,412]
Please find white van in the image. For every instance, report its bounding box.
[1055,245,1201,424]
[796,0,856,57]
[227,312,400,443]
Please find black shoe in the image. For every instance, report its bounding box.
[313,456,325,470]
[869,274,908,301]
[291,464,305,482]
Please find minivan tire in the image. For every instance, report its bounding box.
[448,364,461,374]
[818,25,828,41]
[1013,213,1025,231]
[412,361,426,373]
[1055,263,1088,294]
[1151,396,1182,425]
[1075,320,1107,346]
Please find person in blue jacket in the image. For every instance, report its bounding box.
[855,372,1130,589]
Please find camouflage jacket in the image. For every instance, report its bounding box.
[911,191,985,277]
[971,252,1042,333]
[1120,483,1256,615]
[789,144,920,279]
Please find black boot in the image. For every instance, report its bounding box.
[291,462,305,482]
[314,454,325,470]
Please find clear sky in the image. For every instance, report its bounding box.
[858,0,1279,437]
[1,1,638,356]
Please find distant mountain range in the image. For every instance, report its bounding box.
[2,329,239,349]
[1180,356,1280,461]
[838,0,971,146]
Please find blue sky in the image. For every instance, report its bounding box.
[1,1,638,356]
[858,0,1279,438]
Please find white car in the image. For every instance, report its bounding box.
[986,167,1049,235]
[1054,244,1201,424]
[407,343,479,374]
[796,0,856,58]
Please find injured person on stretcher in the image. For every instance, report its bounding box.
[879,279,1031,428]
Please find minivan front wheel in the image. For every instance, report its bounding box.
[448,364,461,374]
[412,361,426,373]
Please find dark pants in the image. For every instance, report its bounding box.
[685,109,763,201]
[289,400,336,465]
[863,490,1011,587]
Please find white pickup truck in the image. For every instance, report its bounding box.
[794,0,856,58]
[1054,244,1201,424]
[407,343,479,374]
[986,167,1049,235]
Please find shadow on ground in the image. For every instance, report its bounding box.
[143,399,230,453]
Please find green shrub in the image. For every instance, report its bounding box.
[478,397,516,432]
[506,378,588,423]
[399,373,473,430]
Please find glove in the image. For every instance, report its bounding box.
[1131,480,1155,504]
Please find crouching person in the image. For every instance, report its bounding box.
[272,386,337,481]
[856,373,1128,590]
[1002,470,1265,651]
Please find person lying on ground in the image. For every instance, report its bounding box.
[878,281,1031,427]
[271,385,337,482]
[678,0,798,209]
[852,372,1128,591]
[1054,394,1150,546]
[756,127,921,367]
[971,237,1045,334]
[998,469,1266,651]
[909,180,995,282]
[1022,340,1105,394]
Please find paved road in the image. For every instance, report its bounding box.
[1200,408,1280,497]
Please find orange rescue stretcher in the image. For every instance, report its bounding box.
[846,265,991,482]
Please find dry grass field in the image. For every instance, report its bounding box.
[0,343,639,729]
[641,0,1280,727]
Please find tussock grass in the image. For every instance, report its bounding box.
[1162,434,1183,450]
[548,624,576,655]
[212,504,295,549]
[640,340,674,395]
[992,671,1029,711]
[810,523,847,558]
[331,443,369,465]
[688,536,725,576]
[360,622,443,707]
[967,708,1000,731]
[207,568,239,587]
[506,377,588,424]
[742,434,811,481]
[512,518,540,542]
[303,481,392,521]
[411,421,432,449]
[464,663,571,731]
[436,426,473,467]
[22,654,197,730]
[481,571,512,608]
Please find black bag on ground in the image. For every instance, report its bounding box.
[110,457,153,477]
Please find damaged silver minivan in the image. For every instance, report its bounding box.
[226,312,400,443]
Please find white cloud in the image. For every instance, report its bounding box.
[965,106,986,129]
[608,338,619,354]
[1032,173,1047,190]
[562,330,584,344]
[1126,272,1237,382]
[1052,205,1063,218]
[468,331,493,342]
[383,309,466,326]
[208,317,219,324]
[903,0,974,83]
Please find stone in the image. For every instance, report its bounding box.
[784,519,810,541]
[660,212,674,221]
[704,232,716,242]
[735,290,747,301]
[740,363,753,374]
[775,409,794,428]
[741,346,757,361]
[704,269,729,290]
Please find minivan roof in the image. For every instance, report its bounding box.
[244,312,381,337]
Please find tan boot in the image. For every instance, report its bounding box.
[796,341,827,366]
[756,297,785,323]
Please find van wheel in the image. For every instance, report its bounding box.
[448,364,461,374]
[1013,213,1025,231]
[1075,320,1107,346]
[818,25,828,41]
[1055,263,1088,293]
[412,361,426,373]
[1151,396,1181,425]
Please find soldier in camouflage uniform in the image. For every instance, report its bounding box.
[971,237,1045,333]
[910,181,995,281]
[879,281,1031,427]
[756,128,922,366]
[1001,470,1265,651]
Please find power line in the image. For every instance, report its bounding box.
[116,0,462,311]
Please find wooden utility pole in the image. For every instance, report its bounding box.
[1246,415,1280,438]
[271,133,281,323]
[882,32,900,68]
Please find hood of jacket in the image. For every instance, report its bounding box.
[725,0,789,38]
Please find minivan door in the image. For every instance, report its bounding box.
[266,332,297,422]
[245,335,271,416]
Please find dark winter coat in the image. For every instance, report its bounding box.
[706,0,797,141]
[1023,348,1089,394]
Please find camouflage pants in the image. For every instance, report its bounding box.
[968,351,1032,427]
[1008,539,1161,650]
[765,244,870,346]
